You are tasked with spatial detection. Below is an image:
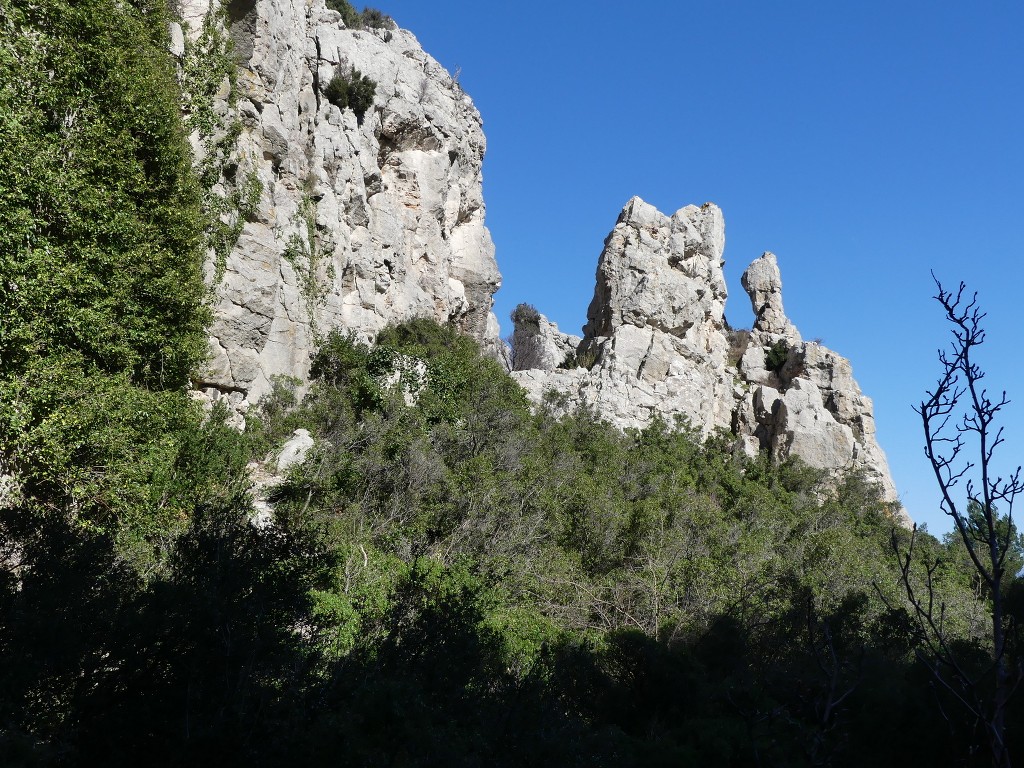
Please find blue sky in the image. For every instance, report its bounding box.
[380,0,1023,534]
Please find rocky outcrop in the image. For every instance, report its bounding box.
[515,199,736,432]
[178,3,905,521]
[186,0,500,406]
[513,198,907,523]
[516,199,737,431]
[248,427,314,528]
[509,306,581,372]
[742,252,800,340]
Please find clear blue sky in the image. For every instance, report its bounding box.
[380,0,1024,535]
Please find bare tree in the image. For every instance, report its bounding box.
[900,277,1023,767]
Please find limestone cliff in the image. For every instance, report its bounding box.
[514,198,735,431]
[179,0,500,408]
[176,3,905,522]
[513,199,908,524]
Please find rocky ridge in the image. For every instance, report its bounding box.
[178,0,501,411]
[512,199,908,523]
[179,1,906,522]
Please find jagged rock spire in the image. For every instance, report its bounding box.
[742,251,800,341]
[513,198,909,525]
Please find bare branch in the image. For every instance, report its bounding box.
[900,276,1018,767]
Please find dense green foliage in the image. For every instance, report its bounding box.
[325,0,395,30]
[511,301,541,326]
[6,314,1017,765]
[1,0,1021,764]
[324,67,377,121]
[0,0,211,542]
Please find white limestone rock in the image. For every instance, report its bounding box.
[168,22,185,58]
[178,0,211,40]
[742,251,800,340]
[771,378,858,469]
[510,307,581,372]
[195,0,500,404]
[276,428,314,474]
[514,198,735,434]
[583,197,727,341]
[191,386,248,430]
[246,427,315,529]
[513,198,907,524]
[0,462,18,513]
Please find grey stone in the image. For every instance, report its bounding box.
[193,0,501,404]
[513,198,908,525]
[742,251,800,340]
[276,428,314,473]
[168,22,185,58]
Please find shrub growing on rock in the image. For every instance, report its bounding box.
[324,66,377,121]
[359,7,394,28]
[558,348,598,370]
[326,0,395,30]
[510,303,541,327]
[765,339,790,373]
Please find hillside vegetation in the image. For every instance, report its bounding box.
[0,0,1021,765]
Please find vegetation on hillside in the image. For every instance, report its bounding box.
[0,0,1021,765]
[3,310,1021,765]
[0,0,211,559]
[325,0,395,31]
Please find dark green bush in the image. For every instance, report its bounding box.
[0,0,210,542]
[558,348,598,370]
[325,0,360,26]
[360,7,394,28]
[765,339,789,373]
[510,303,541,327]
[324,66,377,121]
[325,0,395,30]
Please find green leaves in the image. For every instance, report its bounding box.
[265,319,931,668]
[0,0,210,548]
[0,0,207,387]
[324,66,377,121]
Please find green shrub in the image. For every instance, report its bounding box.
[359,7,394,28]
[325,0,360,26]
[325,0,395,30]
[765,339,789,373]
[324,66,377,121]
[558,348,598,370]
[0,0,211,544]
[510,303,541,327]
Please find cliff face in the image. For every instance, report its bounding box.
[181,0,500,406]
[512,199,907,522]
[514,199,735,431]
[178,2,904,520]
